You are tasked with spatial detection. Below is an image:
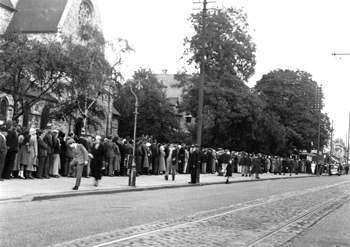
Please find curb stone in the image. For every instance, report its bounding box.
[29,175,315,202]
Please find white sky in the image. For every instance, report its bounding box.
[98,0,350,141]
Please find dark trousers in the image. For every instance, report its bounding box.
[190,166,196,183]
[2,151,16,179]
[0,151,8,179]
[152,157,159,175]
[107,157,114,176]
[36,156,46,178]
[64,157,73,176]
[44,153,53,177]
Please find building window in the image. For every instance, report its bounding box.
[186,116,192,123]
[78,1,93,26]
[0,98,8,120]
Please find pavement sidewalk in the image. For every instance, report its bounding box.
[0,173,314,202]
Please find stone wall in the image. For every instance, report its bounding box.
[0,7,14,34]
[60,0,103,40]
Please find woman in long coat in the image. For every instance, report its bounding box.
[18,130,30,179]
[158,144,166,174]
[24,128,37,179]
[90,136,106,186]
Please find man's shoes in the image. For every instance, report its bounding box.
[36,177,44,179]
[256,177,260,179]
[188,182,194,184]
[0,178,4,181]
[72,186,79,190]
[44,176,50,179]
[165,176,168,181]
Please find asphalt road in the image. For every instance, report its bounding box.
[0,175,349,247]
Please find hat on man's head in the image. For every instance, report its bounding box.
[67,139,76,145]
[95,135,102,140]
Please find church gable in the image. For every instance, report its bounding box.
[7,0,68,33]
[60,0,103,38]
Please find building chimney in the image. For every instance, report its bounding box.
[162,69,167,74]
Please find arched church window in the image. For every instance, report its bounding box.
[0,98,8,119]
[78,1,93,26]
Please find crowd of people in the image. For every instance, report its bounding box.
[0,122,348,190]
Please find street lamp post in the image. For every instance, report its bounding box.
[128,81,142,187]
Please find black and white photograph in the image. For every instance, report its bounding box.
[0,0,349,246]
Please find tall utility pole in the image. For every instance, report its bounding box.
[195,0,208,147]
[315,85,323,176]
[332,53,349,166]
[346,112,350,165]
[330,120,334,160]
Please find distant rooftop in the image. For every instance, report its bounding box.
[156,73,182,100]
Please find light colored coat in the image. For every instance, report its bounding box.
[72,144,89,165]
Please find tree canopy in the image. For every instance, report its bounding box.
[0,32,67,122]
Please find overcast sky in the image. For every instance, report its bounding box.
[98,0,350,141]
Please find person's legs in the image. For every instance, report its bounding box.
[0,152,7,180]
[75,163,85,188]
[2,151,16,179]
[183,162,188,174]
[36,157,46,178]
[69,159,78,177]
[165,162,170,180]
[108,157,114,176]
[171,165,176,180]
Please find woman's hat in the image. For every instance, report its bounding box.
[29,128,36,135]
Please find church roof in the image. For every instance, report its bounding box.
[7,0,68,33]
[0,0,14,10]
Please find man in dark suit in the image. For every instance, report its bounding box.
[151,139,160,175]
[0,126,8,181]
[36,130,48,179]
[1,124,18,179]
[188,144,200,184]
[43,130,53,179]
[178,144,186,174]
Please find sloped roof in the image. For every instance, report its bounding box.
[0,0,14,10]
[7,0,68,33]
[156,74,182,100]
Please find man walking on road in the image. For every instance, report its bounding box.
[68,139,89,190]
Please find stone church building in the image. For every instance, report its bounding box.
[0,0,119,136]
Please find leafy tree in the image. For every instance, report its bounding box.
[177,6,258,148]
[0,32,67,123]
[51,24,133,133]
[255,69,331,153]
[115,69,178,142]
